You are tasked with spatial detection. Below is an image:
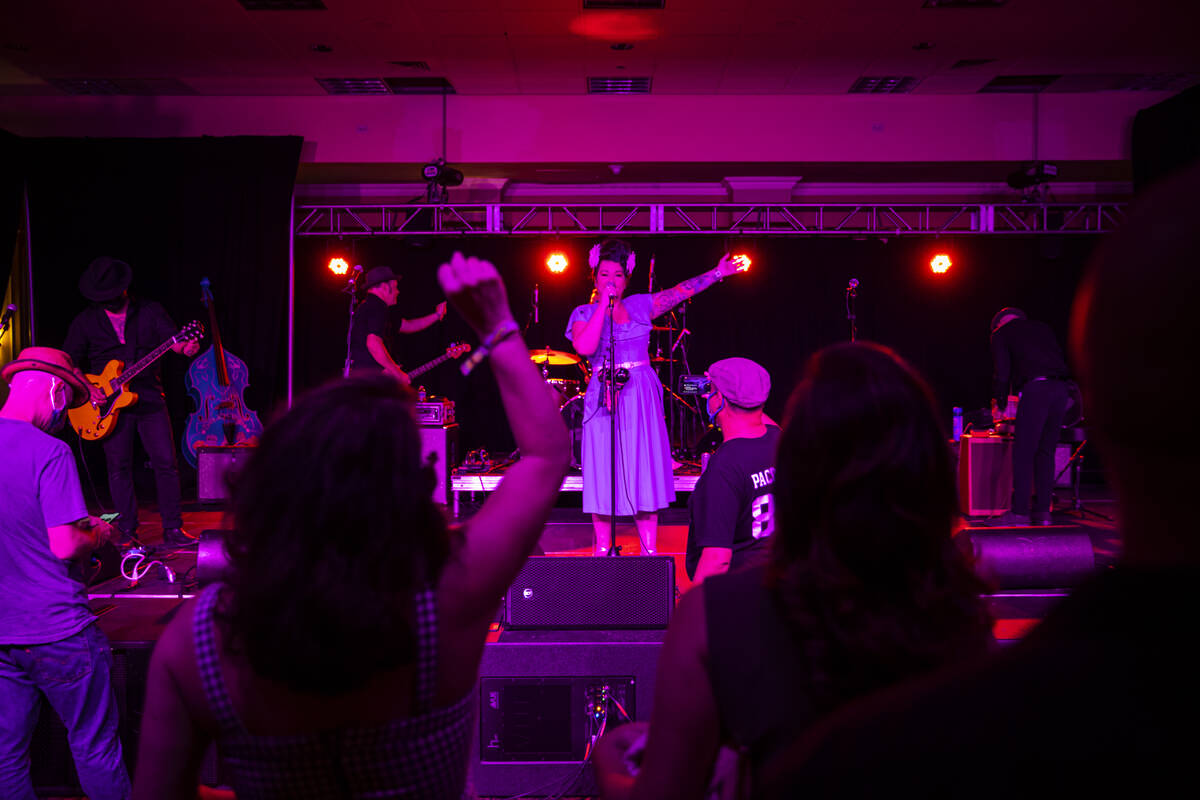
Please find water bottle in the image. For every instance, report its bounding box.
[952,406,963,441]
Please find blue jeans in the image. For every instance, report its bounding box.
[0,623,130,800]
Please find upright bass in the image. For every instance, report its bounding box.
[182,278,263,467]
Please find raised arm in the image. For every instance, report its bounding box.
[650,254,739,319]
[399,301,448,334]
[437,254,570,622]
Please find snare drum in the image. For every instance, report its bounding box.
[560,394,585,469]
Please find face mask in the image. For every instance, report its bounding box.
[705,391,725,425]
[46,378,68,433]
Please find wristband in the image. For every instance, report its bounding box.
[460,320,521,375]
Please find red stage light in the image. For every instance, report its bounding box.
[930,254,952,274]
[328,257,350,276]
[732,254,752,272]
[546,252,569,274]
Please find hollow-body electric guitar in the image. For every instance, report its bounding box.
[68,320,205,441]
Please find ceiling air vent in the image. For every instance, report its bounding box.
[49,77,196,96]
[583,1,666,8]
[383,77,455,94]
[848,76,921,94]
[238,0,326,9]
[588,76,652,94]
[316,78,390,95]
[979,74,1060,93]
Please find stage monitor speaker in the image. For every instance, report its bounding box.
[419,423,458,505]
[968,529,1095,589]
[197,444,255,503]
[958,433,1013,516]
[506,556,675,630]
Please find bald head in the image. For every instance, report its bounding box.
[0,370,64,429]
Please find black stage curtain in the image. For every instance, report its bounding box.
[0,129,24,294]
[294,235,1098,461]
[25,136,302,432]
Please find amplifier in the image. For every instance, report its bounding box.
[506,556,675,630]
[415,398,455,426]
[958,432,1013,517]
[419,424,459,505]
[197,444,255,502]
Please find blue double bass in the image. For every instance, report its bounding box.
[182,278,263,467]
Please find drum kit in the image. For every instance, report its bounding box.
[528,345,681,469]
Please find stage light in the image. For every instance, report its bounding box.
[546,252,569,274]
[732,254,752,272]
[930,254,952,274]
[328,257,350,275]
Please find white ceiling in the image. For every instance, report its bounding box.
[1,0,1197,96]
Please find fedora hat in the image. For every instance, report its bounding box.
[1,347,91,408]
[79,256,132,302]
[363,266,402,290]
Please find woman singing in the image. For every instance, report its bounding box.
[566,239,742,556]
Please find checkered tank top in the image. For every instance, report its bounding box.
[193,583,475,799]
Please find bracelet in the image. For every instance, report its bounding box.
[460,320,521,376]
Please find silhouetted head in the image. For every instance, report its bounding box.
[222,376,452,694]
[1070,159,1200,565]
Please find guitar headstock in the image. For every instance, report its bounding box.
[447,342,471,358]
[178,320,206,343]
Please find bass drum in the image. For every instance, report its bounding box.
[560,394,585,470]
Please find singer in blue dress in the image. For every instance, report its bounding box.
[566,239,743,556]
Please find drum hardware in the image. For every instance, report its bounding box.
[559,394,585,469]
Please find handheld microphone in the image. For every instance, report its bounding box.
[0,304,15,332]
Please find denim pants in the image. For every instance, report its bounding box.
[101,400,184,534]
[0,623,130,800]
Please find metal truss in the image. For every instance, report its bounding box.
[295,202,1128,237]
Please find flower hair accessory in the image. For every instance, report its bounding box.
[626,252,636,275]
[588,244,601,269]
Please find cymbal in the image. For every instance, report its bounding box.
[530,348,581,366]
[649,356,678,363]
[651,325,674,332]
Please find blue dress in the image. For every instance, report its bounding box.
[566,294,676,516]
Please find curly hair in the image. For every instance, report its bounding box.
[768,342,992,710]
[219,376,454,695]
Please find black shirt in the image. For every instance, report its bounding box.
[63,299,180,403]
[990,318,1069,405]
[685,425,780,580]
[348,294,397,376]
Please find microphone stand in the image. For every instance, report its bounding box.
[607,294,619,556]
[845,280,858,343]
[342,270,362,378]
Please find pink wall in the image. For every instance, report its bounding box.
[0,92,1168,164]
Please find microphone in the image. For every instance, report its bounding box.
[847,278,859,292]
[533,283,539,324]
[0,304,15,332]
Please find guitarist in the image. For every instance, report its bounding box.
[63,257,201,547]
[348,265,448,381]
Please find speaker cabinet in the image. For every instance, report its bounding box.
[419,423,458,505]
[506,556,675,630]
[968,529,1096,589]
[958,433,1013,516]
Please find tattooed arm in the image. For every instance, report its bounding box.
[651,254,738,318]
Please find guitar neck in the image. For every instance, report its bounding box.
[116,333,184,386]
[409,351,455,380]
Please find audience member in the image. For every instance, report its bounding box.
[594,342,993,799]
[762,160,1200,798]
[131,254,569,799]
[1,348,127,800]
[685,357,778,586]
